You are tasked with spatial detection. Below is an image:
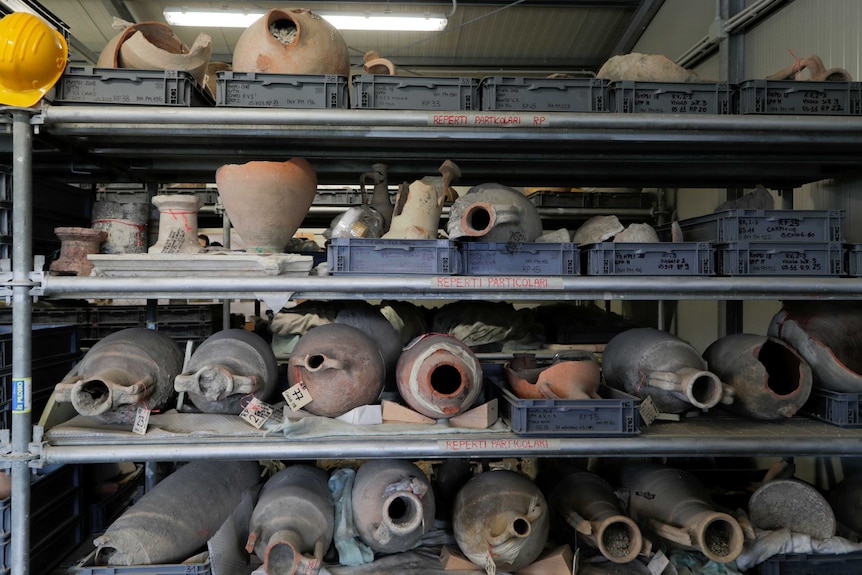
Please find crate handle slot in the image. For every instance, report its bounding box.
[373,244,413,252]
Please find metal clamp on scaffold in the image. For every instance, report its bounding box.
[0,256,45,303]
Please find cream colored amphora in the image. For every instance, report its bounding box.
[149,194,203,254]
[216,159,317,253]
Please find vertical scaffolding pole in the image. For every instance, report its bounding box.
[10,109,34,575]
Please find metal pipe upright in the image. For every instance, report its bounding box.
[10,108,35,575]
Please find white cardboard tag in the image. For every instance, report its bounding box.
[283,381,313,411]
[132,407,150,435]
[647,549,669,575]
[483,550,496,575]
[240,397,274,429]
[639,396,659,426]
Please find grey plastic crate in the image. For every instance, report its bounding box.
[216,71,348,108]
[352,74,479,110]
[583,242,713,275]
[480,76,608,112]
[327,238,460,275]
[609,81,735,114]
[488,376,640,437]
[54,66,214,106]
[460,242,579,275]
[739,79,862,115]
[756,551,862,575]
[845,243,862,276]
[801,387,862,428]
[665,209,844,243]
[715,241,844,276]
[67,551,211,575]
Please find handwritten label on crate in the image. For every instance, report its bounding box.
[132,407,150,435]
[438,438,561,452]
[432,276,564,290]
[283,381,314,412]
[240,397,275,429]
[429,113,553,127]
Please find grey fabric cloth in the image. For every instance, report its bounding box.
[329,468,375,566]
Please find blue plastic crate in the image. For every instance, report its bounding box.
[487,375,640,437]
[460,242,579,275]
[715,241,843,276]
[327,238,460,275]
[845,243,862,276]
[801,388,862,428]
[757,551,862,575]
[665,209,844,243]
[583,242,713,275]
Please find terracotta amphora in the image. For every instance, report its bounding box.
[504,352,600,400]
[232,8,349,75]
[703,333,812,419]
[395,333,483,419]
[174,329,279,414]
[768,302,862,393]
[52,327,183,424]
[216,158,317,253]
[603,327,728,413]
[447,182,543,242]
[352,460,435,554]
[618,463,744,564]
[453,469,549,572]
[49,227,107,276]
[247,465,334,575]
[550,470,643,563]
[95,461,260,565]
[287,323,385,417]
[97,20,211,85]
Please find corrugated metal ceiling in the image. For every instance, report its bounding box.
[36,0,658,75]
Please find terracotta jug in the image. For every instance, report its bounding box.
[603,327,727,413]
[95,461,260,565]
[49,227,107,276]
[247,465,334,575]
[52,327,184,424]
[383,160,460,240]
[173,329,279,415]
[216,158,317,253]
[395,333,483,419]
[232,8,349,76]
[287,323,385,417]
[453,470,549,572]
[360,163,393,231]
[148,195,203,254]
[703,333,812,419]
[352,460,435,554]
[618,463,744,564]
[550,470,643,563]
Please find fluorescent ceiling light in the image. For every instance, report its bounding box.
[163,8,265,28]
[162,7,447,31]
[318,12,448,31]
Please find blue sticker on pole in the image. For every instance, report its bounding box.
[12,378,31,413]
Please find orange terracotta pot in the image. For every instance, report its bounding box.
[232,8,349,76]
[216,158,317,253]
[504,353,601,400]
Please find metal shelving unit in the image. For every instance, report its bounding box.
[5,105,862,573]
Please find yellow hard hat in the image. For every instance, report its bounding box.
[0,12,68,107]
